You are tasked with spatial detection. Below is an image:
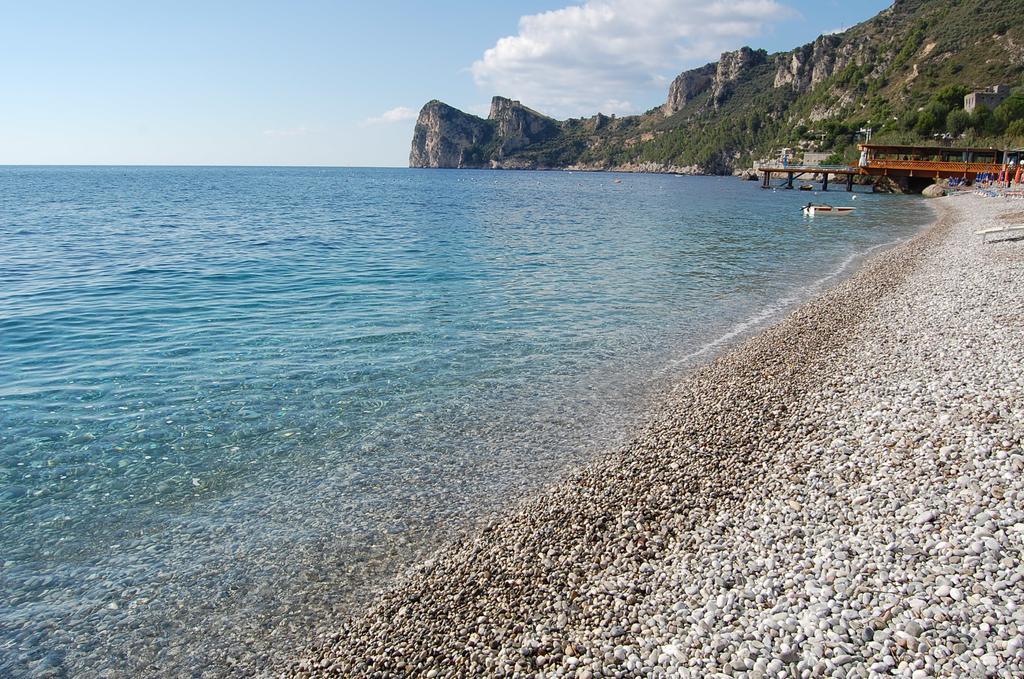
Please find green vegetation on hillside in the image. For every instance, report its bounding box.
[647,0,1024,169]
[474,0,1024,172]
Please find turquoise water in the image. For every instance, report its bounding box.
[1,167,928,675]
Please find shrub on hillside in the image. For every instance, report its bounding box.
[946,109,971,136]
[995,94,1024,130]
[970,106,1000,136]
[932,85,969,111]
[1007,119,1024,142]
[914,110,940,136]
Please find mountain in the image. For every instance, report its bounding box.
[409,0,1024,174]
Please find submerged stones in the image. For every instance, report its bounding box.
[292,195,1024,677]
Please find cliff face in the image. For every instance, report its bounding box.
[773,34,850,92]
[710,47,768,108]
[662,47,774,115]
[662,63,715,116]
[409,101,493,168]
[488,97,560,157]
[409,97,561,169]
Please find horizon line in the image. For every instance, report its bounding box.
[0,163,409,169]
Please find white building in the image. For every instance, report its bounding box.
[964,85,1012,114]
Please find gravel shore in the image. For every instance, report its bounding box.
[290,194,1023,678]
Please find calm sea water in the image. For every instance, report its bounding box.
[0,167,928,676]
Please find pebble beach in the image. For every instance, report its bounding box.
[291,193,1024,678]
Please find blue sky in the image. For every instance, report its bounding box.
[0,1,892,166]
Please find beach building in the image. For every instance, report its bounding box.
[858,143,1002,172]
[759,144,1007,193]
[802,152,831,166]
[856,143,1006,191]
[964,85,1012,113]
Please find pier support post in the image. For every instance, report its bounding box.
[762,171,770,189]
[847,173,854,192]
[786,172,794,189]
[822,173,829,191]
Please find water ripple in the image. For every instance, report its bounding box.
[0,167,928,676]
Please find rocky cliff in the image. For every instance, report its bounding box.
[662,63,715,116]
[408,101,493,168]
[411,0,1024,173]
[410,97,562,169]
[710,47,768,108]
[488,97,560,157]
[773,34,848,92]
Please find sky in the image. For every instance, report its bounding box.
[0,1,893,167]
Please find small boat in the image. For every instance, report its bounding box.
[803,204,856,217]
[798,183,815,191]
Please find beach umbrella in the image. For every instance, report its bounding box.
[1016,164,1022,186]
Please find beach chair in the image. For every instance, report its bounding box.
[975,225,1024,242]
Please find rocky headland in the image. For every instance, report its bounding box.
[291,195,1024,677]
[408,101,495,169]
[408,0,1023,175]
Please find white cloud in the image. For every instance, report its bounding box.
[262,126,309,137]
[365,106,419,125]
[471,0,792,117]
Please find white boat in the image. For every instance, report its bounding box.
[803,204,856,217]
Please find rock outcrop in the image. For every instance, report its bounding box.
[711,47,767,107]
[409,97,561,169]
[773,34,851,93]
[488,97,560,157]
[662,63,715,116]
[409,101,493,168]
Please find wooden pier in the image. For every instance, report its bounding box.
[758,144,1007,193]
[758,164,857,191]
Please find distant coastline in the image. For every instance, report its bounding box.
[409,2,1023,177]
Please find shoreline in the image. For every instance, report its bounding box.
[289,195,1023,676]
[3,173,929,679]
[667,231,910,373]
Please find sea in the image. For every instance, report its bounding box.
[0,167,930,676]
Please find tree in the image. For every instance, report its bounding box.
[824,151,848,165]
[922,101,951,128]
[946,109,971,136]
[748,112,763,134]
[970,105,1000,136]
[914,110,940,136]
[1008,119,1024,141]
[994,94,1024,129]
[933,85,969,110]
